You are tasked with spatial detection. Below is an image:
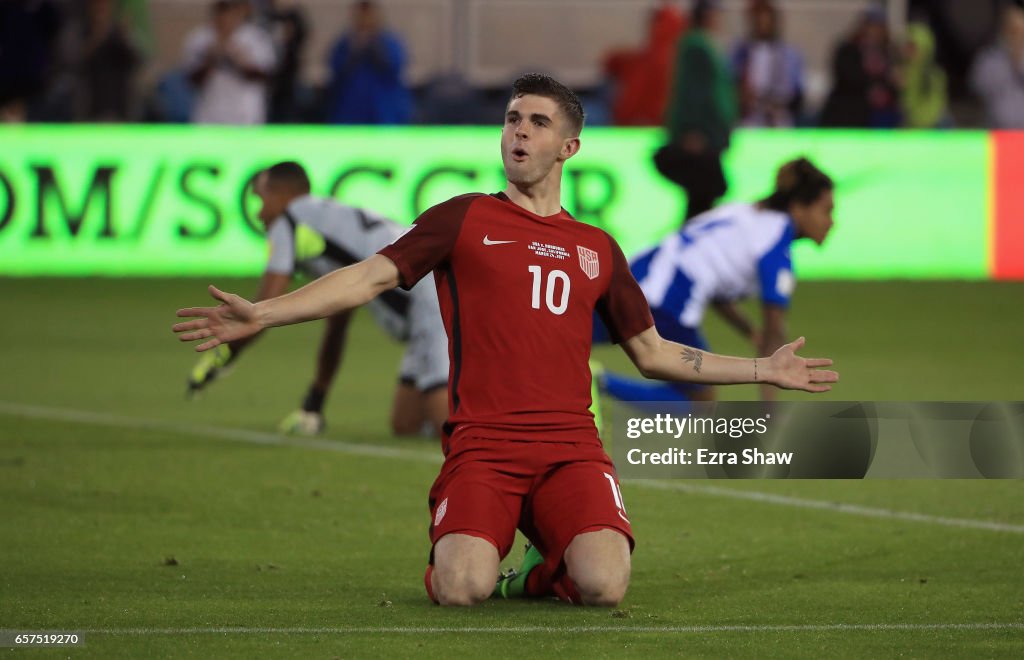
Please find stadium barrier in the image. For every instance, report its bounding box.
[0,126,1018,279]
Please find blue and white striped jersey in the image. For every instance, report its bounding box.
[631,203,796,328]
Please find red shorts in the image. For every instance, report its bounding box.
[427,435,634,576]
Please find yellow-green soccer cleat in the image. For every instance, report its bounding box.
[186,344,234,398]
[278,410,326,436]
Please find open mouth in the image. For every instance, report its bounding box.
[511,147,528,161]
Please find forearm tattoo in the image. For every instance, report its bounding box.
[682,347,703,373]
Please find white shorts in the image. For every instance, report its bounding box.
[398,280,449,392]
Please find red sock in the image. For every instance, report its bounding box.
[424,565,439,604]
[552,574,582,605]
[524,564,581,605]
[524,562,553,597]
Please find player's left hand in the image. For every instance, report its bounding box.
[765,337,838,393]
[174,285,262,351]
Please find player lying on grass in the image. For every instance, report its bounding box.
[595,157,836,403]
[185,161,449,437]
[174,73,838,607]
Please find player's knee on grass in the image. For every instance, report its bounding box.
[390,413,422,437]
[390,383,445,437]
[423,387,448,436]
[390,382,426,436]
[564,528,632,607]
[432,533,500,606]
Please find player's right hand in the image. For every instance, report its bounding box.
[186,343,234,398]
[174,285,262,351]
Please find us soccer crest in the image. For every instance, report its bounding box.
[577,246,600,280]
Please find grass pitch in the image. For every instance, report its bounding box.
[1,278,1022,658]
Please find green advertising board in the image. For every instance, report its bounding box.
[0,125,989,278]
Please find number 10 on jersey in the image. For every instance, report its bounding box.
[528,265,570,315]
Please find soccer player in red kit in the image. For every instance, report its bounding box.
[173,73,838,607]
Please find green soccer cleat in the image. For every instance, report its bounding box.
[492,567,519,599]
[493,543,545,599]
[186,344,234,398]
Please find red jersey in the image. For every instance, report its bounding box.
[378,192,653,445]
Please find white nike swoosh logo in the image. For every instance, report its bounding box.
[483,235,516,246]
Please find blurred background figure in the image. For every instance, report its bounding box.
[182,0,275,125]
[0,0,62,122]
[658,0,737,223]
[264,0,308,123]
[597,157,836,404]
[900,21,950,129]
[65,0,143,122]
[602,1,686,127]
[820,5,900,128]
[326,0,411,125]
[970,1,1024,129]
[729,0,805,127]
[414,71,485,125]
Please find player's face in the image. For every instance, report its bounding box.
[792,189,835,245]
[254,173,286,228]
[501,94,579,187]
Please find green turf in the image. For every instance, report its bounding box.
[0,278,1022,658]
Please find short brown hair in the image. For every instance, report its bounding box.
[509,73,585,136]
[265,161,311,194]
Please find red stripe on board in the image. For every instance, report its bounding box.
[993,131,1024,280]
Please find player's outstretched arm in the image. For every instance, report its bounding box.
[620,326,838,393]
[174,254,401,352]
[757,303,789,402]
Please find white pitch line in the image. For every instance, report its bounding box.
[57,622,1024,635]
[635,480,1024,534]
[0,400,441,464]
[2,400,1023,534]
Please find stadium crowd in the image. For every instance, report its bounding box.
[2,0,1023,130]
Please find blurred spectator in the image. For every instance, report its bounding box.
[970,2,1024,129]
[265,0,308,123]
[602,1,686,126]
[0,0,63,122]
[65,0,143,122]
[183,0,275,124]
[908,0,1004,123]
[326,0,411,124]
[900,22,950,128]
[147,69,195,123]
[118,0,154,57]
[657,0,737,223]
[415,72,485,125]
[729,0,804,127]
[820,6,900,128]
